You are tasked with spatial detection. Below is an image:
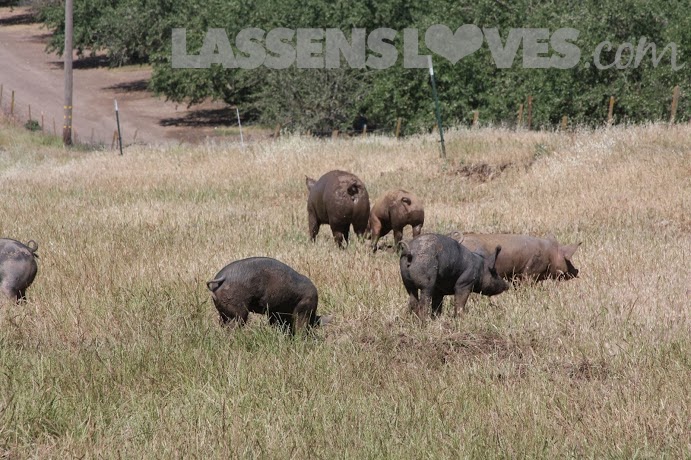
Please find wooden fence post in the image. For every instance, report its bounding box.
[41,112,44,131]
[331,129,339,139]
[527,96,533,130]
[111,130,118,150]
[0,84,3,106]
[362,124,367,136]
[670,85,680,125]
[472,110,479,128]
[561,115,568,131]
[273,123,281,138]
[607,96,615,127]
[10,90,15,116]
[28,104,32,122]
[395,117,402,139]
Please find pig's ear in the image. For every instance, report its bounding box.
[491,245,502,271]
[305,176,316,190]
[561,242,581,260]
[401,196,412,206]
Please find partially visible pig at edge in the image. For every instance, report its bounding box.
[0,238,39,303]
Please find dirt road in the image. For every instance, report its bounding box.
[0,7,241,146]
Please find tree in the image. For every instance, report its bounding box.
[33,0,691,130]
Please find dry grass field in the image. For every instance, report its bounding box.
[0,120,689,457]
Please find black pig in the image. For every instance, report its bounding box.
[206,257,330,334]
[399,234,508,319]
[0,238,39,303]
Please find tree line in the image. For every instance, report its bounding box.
[33,0,690,133]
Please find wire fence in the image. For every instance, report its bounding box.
[0,82,115,149]
[1,81,685,149]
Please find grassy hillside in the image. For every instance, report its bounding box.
[0,120,689,457]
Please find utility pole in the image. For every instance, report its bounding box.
[63,0,73,146]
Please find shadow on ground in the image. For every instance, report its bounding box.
[0,12,36,26]
[105,79,149,93]
[50,55,111,70]
[160,108,237,128]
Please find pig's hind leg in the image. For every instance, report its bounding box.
[269,312,292,332]
[215,298,250,328]
[291,297,318,335]
[430,291,444,318]
[401,277,421,316]
[415,289,435,320]
[452,287,472,317]
[330,224,350,249]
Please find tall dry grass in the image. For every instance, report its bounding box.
[0,121,689,457]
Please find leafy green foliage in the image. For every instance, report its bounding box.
[35,0,175,65]
[24,119,41,131]
[33,0,690,130]
[255,68,371,133]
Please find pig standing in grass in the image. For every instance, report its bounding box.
[448,232,581,281]
[306,170,370,248]
[206,257,330,334]
[369,189,424,252]
[0,238,39,303]
[399,234,509,319]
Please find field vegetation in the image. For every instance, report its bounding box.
[0,120,689,457]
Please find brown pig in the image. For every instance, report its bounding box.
[369,189,424,252]
[306,170,370,248]
[448,232,581,281]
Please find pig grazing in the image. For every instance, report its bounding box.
[306,170,370,248]
[369,189,424,252]
[206,257,330,334]
[449,232,581,281]
[0,238,39,303]
[399,234,509,319]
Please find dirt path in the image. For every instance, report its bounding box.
[0,7,248,146]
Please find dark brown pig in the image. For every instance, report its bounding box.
[206,257,330,334]
[399,234,509,319]
[0,238,39,302]
[369,189,424,252]
[448,232,581,281]
[306,170,370,248]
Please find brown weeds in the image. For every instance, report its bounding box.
[0,123,689,457]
